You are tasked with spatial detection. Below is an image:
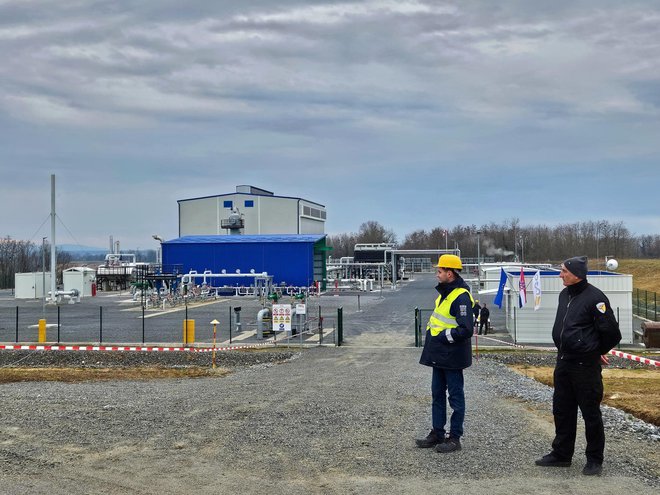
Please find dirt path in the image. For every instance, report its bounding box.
[1,276,657,494]
[1,346,658,494]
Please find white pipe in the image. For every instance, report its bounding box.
[181,271,269,284]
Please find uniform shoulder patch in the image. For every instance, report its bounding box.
[459,304,468,316]
[596,302,607,314]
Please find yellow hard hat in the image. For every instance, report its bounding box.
[437,254,463,270]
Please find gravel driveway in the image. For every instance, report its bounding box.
[1,275,658,494]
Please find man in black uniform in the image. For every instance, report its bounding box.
[535,256,621,476]
[478,304,490,335]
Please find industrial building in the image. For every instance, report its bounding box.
[178,185,326,236]
[161,234,328,290]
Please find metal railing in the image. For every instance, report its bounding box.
[633,289,659,321]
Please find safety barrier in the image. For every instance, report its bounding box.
[476,335,660,367]
[0,342,274,353]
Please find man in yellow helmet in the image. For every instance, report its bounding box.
[416,254,475,453]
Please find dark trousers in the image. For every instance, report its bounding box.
[478,320,488,335]
[432,367,465,438]
[551,359,605,463]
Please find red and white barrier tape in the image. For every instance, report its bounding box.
[608,349,659,367]
[0,343,274,353]
[475,336,660,367]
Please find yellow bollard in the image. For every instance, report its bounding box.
[183,319,195,345]
[38,319,47,343]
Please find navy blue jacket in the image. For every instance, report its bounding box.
[552,279,622,362]
[419,275,474,370]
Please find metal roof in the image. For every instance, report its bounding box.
[164,234,326,244]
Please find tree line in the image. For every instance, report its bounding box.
[0,237,156,289]
[327,219,660,262]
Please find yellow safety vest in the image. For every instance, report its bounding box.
[427,288,475,338]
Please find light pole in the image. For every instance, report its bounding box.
[152,235,164,266]
[519,235,525,264]
[42,237,47,316]
[476,230,482,288]
[444,229,448,251]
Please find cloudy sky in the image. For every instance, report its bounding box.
[1,0,659,250]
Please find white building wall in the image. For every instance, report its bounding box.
[178,189,326,236]
[505,271,633,345]
[179,197,218,236]
[63,268,96,297]
[14,272,52,299]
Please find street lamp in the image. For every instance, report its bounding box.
[42,237,47,316]
[152,235,164,265]
[519,235,525,264]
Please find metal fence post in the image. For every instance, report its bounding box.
[337,307,343,346]
[414,307,419,347]
[57,306,61,343]
[645,290,648,320]
[15,306,18,343]
[99,306,103,344]
[318,306,323,346]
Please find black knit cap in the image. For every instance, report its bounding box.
[563,256,588,279]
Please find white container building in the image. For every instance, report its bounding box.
[63,267,97,297]
[487,268,633,345]
[14,272,53,299]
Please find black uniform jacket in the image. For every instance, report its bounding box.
[552,279,622,362]
[419,276,474,370]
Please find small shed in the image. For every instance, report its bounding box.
[488,268,633,345]
[14,272,53,299]
[162,234,328,289]
[63,267,97,297]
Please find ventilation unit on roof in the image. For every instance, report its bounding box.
[220,207,245,234]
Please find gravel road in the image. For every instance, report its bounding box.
[1,275,658,494]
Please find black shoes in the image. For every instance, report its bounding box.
[582,462,603,476]
[535,453,572,467]
[415,430,443,448]
[435,436,461,453]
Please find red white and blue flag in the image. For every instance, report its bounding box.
[519,269,527,308]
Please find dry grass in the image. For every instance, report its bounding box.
[606,259,660,293]
[0,367,229,384]
[510,365,660,426]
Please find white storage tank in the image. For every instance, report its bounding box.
[14,272,52,299]
[63,267,97,297]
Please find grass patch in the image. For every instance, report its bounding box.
[0,366,229,384]
[613,259,660,293]
[509,365,660,426]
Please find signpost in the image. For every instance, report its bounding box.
[272,304,292,335]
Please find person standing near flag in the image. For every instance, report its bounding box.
[535,256,621,476]
[416,254,474,453]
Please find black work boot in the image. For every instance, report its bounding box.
[582,461,603,476]
[435,436,461,453]
[415,430,443,448]
[535,453,571,467]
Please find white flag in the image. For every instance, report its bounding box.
[519,269,527,308]
[532,271,542,311]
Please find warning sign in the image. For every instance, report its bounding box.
[296,303,306,315]
[272,304,292,332]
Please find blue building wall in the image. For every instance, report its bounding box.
[162,235,324,287]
